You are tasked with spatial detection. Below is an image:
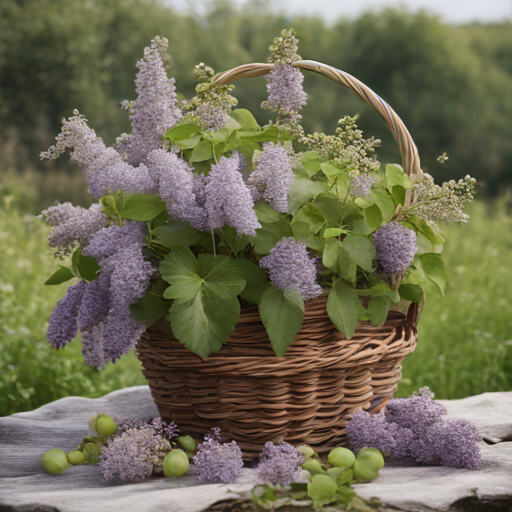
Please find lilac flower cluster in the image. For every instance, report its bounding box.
[257,442,305,486]
[193,436,244,484]
[346,388,482,470]
[373,222,417,274]
[100,424,172,481]
[248,142,294,213]
[147,149,206,229]
[349,173,373,198]
[123,36,182,166]
[259,238,322,301]
[40,203,108,255]
[117,417,179,441]
[205,153,261,237]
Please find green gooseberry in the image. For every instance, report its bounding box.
[42,449,68,475]
[353,459,379,482]
[328,447,356,468]
[297,445,315,459]
[307,474,338,502]
[177,435,196,453]
[96,416,117,437]
[163,449,190,477]
[67,450,85,465]
[302,458,324,476]
[325,467,344,481]
[88,413,101,432]
[357,448,385,471]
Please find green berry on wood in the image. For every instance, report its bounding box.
[163,449,190,477]
[42,449,68,475]
[67,451,85,465]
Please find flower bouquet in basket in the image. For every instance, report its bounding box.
[41,31,475,456]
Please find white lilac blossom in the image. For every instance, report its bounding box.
[40,111,157,199]
[100,425,172,481]
[248,142,294,213]
[349,173,373,198]
[47,281,87,349]
[40,203,109,255]
[193,437,244,484]
[205,153,261,237]
[123,37,182,166]
[147,149,206,229]
[262,64,307,123]
[346,387,481,470]
[373,222,417,274]
[259,237,322,301]
[257,442,305,486]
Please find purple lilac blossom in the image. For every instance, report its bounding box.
[259,237,322,301]
[41,203,108,253]
[257,442,305,486]
[193,437,244,484]
[40,111,157,199]
[264,64,307,120]
[349,173,373,198]
[147,149,206,229]
[100,425,171,481]
[47,281,87,349]
[79,271,111,332]
[81,324,106,367]
[373,222,417,274]
[124,37,182,166]
[195,102,227,132]
[205,153,261,237]
[248,142,294,213]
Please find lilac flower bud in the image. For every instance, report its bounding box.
[259,237,322,301]
[248,142,294,213]
[373,222,417,273]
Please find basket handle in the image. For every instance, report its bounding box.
[213,60,421,178]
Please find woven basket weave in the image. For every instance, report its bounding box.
[136,60,422,459]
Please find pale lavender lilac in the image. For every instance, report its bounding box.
[194,102,227,132]
[193,437,244,484]
[263,64,307,121]
[41,203,108,253]
[257,442,305,486]
[349,173,373,198]
[259,237,322,301]
[147,149,206,229]
[124,37,182,166]
[79,271,111,332]
[47,281,87,349]
[205,153,261,237]
[100,425,171,481]
[81,324,106,367]
[248,142,294,213]
[40,111,157,199]
[373,222,417,273]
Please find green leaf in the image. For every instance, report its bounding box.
[420,253,448,296]
[160,247,202,301]
[220,225,250,254]
[239,125,284,143]
[301,152,322,175]
[355,197,374,209]
[370,189,396,222]
[385,164,405,188]
[392,185,406,206]
[198,254,246,300]
[335,173,351,200]
[120,194,166,221]
[398,283,424,303]
[339,247,357,282]
[165,123,199,141]
[342,235,376,273]
[288,178,329,214]
[320,162,341,179]
[292,205,325,235]
[175,136,201,150]
[290,221,311,239]
[130,279,171,327]
[327,280,359,338]
[169,292,240,359]
[323,228,346,239]
[252,219,293,255]
[367,296,390,326]
[45,266,75,285]
[223,116,242,131]
[313,193,344,223]
[231,259,271,305]
[363,204,383,231]
[230,109,260,131]
[322,239,342,271]
[358,301,371,321]
[351,219,372,235]
[259,287,304,357]
[71,247,100,282]
[153,222,203,247]
[253,202,280,223]
[189,140,212,162]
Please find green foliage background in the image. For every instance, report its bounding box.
[0,0,511,415]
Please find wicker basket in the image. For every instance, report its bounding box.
[136,60,423,459]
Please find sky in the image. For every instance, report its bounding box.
[168,0,512,24]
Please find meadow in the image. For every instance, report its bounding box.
[1,197,511,416]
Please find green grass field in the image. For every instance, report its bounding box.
[1,198,511,416]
